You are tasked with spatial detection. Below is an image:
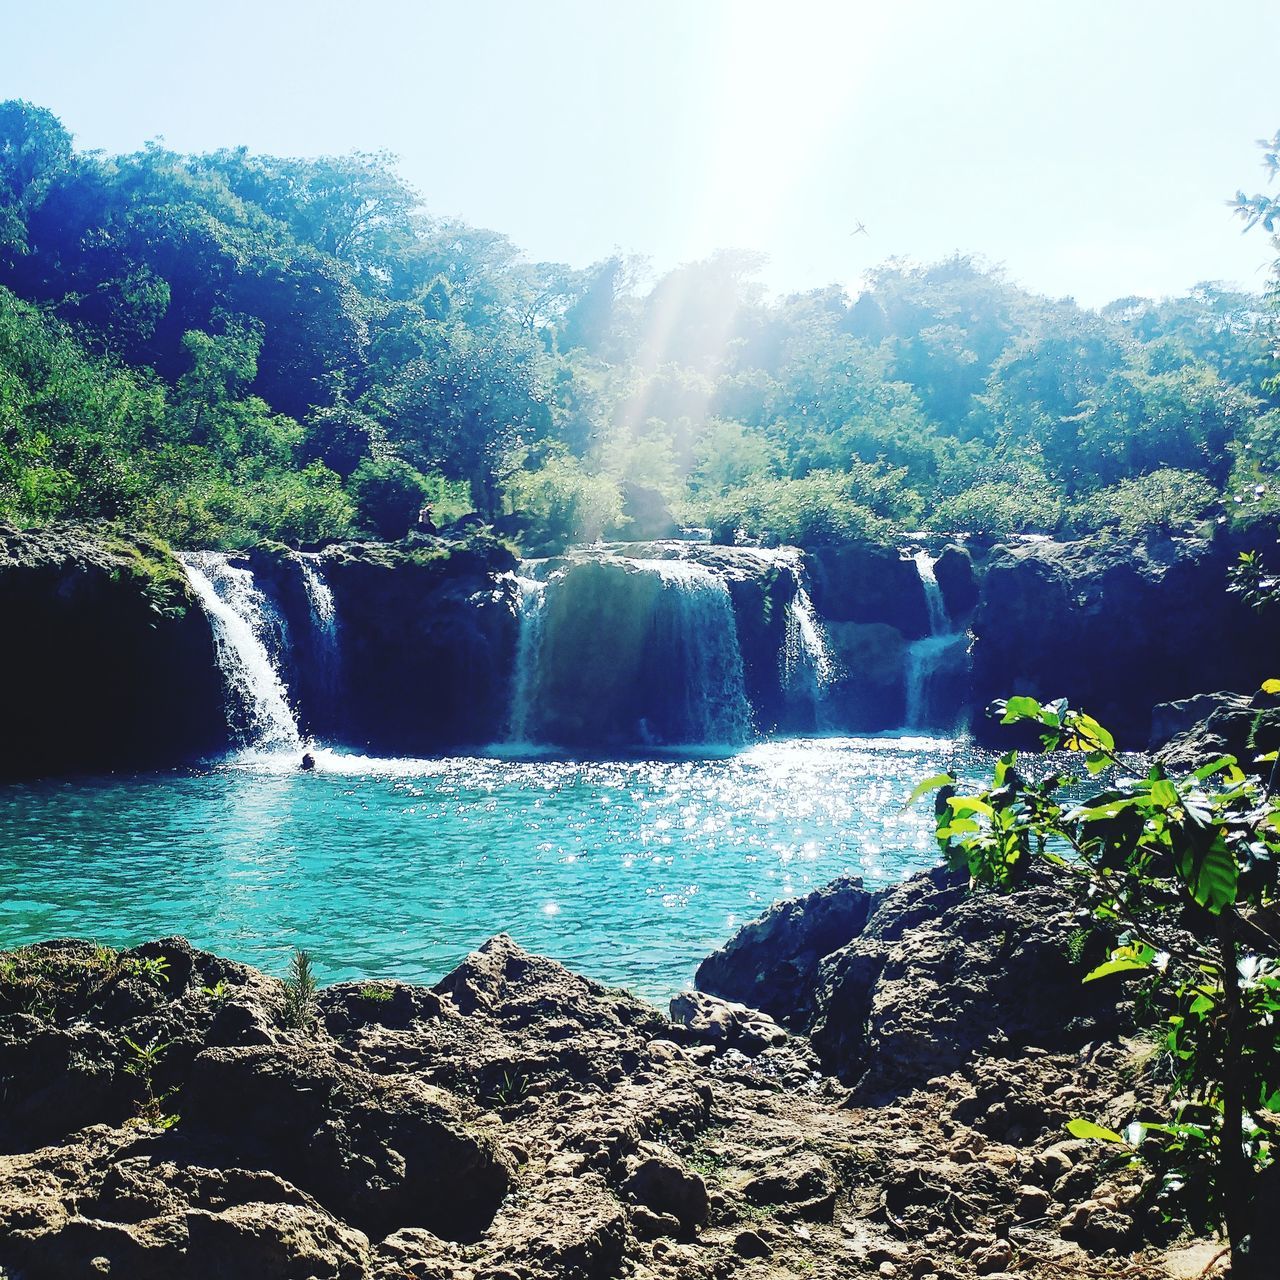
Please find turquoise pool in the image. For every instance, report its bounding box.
[0,736,986,1002]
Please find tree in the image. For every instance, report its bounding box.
[917,697,1280,1275]
[349,456,429,539]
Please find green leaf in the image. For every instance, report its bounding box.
[1184,839,1239,914]
[903,773,954,810]
[1001,696,1041,724]
[1066,1118,1127,1143]
[1192,756,1239,781]
[1083,957,1152,982]
[948,796,994,818]
[1149,780,1179,808]
[1068,797,1139,822]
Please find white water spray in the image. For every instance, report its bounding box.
[508,575,548,745]
[904,550,967,731]
[650,559,753,745]
[295,552,341,695]
[180,551,302,751]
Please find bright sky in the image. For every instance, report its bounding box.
[4,0,1279,307]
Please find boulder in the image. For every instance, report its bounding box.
[933,543,978,619]
[623,1148,709,1236]
[808,543,930,639]
[694,876,876,1029]
[184,1044,513,1241]
[1152,690,1280,777]
[318,535,520,751]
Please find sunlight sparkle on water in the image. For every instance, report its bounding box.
[0,736,984,1002]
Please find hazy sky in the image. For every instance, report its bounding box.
[4,0,1280,307]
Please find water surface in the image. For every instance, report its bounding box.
[0,736,989,1001]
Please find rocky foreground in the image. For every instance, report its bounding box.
[0,869,1243,1280]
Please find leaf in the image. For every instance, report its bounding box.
[903,773,953,810]
[1185,839,1239,914]
[948,796,994,818]
[1066,1118,1127,1143]
[1068,797,1139,822]
[1192,756,1239,781]
[1262,678,1280,694]
[1083,957,1152,982]
[1001,696,1041,724]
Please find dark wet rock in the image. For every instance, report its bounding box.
[314,535,520,751]
[694,875,876,1030]
[934,543,978,619]
[0,523,227,778]
[808,543,930,639]
[1152,690,1280,777]
[703,866,1124,1096]
[970,535,1276,747]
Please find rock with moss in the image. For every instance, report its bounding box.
[0,523,227,778]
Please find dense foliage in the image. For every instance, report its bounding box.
[2,99,1279,549]
[917,697,1280,1274]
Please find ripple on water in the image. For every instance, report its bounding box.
[0,736,988,1002]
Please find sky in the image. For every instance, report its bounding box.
[3,0,1279,308]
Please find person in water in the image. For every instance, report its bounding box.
[300,752,316,771]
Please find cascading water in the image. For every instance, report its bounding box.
[506,555,753,747]
[295,552,341,697]
[650,560,753,745]
[179,551,302,751]
[904,550,968,731]
[768,544,835,723]
[508,575,548,745]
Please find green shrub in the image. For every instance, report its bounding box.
[505,451,624,547]
[1072,468,1219,538]
[349,457,430,540]
[694,470,896,546]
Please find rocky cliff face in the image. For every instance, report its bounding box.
[301,536,520,752]
[968,535,1273,746]
[0,872,1219,1279]
[0,524,227,778]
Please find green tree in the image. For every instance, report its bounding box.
[349,456,429,539]
[917,697,1280,1275]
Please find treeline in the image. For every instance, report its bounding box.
[1,99,1278,550]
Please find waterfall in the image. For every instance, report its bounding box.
[295,552,341,697]
[651,560,753,745]
[507,555,753,747]
[904,550,967,731]
[179,551,302,751]
[508,575,548,745]
[783,589,834,725]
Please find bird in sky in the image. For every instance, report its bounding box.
[850,222,868,236]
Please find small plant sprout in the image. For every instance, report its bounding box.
[123,955,171,990]
[280,949,319,1031]
[122,1034,178,1129]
